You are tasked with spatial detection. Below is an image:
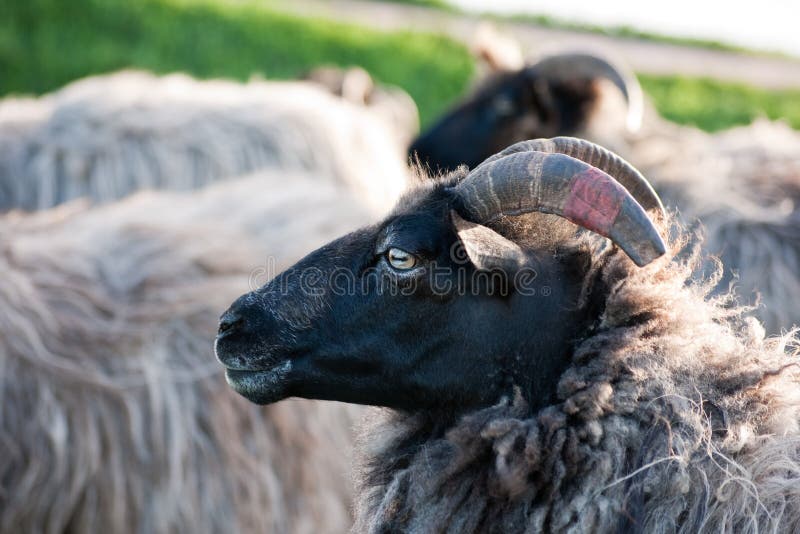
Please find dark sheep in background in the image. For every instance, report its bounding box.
[409,50,642,174]
[406,45,800,334]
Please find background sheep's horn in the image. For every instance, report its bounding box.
[472,137,665,215]
[530,53,644,132]
[454,151,666,267]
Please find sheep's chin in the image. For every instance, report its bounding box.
[224,361,292,405]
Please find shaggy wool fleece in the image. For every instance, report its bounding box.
[353,222,800,533]
[0,70,412,213]
[608,117,800,335]
[0,172,371,534]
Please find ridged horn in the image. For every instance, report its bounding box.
[530,52,644,132]
[472,137,665,215]
[454,150,666,267]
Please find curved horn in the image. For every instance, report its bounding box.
[473,137,664,215]
[530,53,643,132]
[454,150,666,267]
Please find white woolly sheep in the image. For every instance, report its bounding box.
[0,68,418,533]
[0,170,379,534]
[0,69,414,213]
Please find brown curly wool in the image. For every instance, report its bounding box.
[353,221,800,533]
[611,116,800,335]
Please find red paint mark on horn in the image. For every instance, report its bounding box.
[562,168,625,236]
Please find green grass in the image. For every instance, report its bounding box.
[0,0,474,126]
[639,74,800,132]
[1,0,799,133]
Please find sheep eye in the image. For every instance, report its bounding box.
[386,248,417,270]
[491,95,515,117]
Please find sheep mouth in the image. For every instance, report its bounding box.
[224,360,292,404]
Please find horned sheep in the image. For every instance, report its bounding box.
[216,137,800,533]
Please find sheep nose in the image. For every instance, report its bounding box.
[218,310,243,337]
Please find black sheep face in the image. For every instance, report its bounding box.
[215,135,666,413]
[214,183,590,413]
[409,68,600,174]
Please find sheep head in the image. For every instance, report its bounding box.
[215,138,664,412]
[409,53,643,174]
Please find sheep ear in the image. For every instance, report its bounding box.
[339,66,374,105]
[451,211,527,275]
[472,23,524,72]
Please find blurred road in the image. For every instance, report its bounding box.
[274,0,800,89]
